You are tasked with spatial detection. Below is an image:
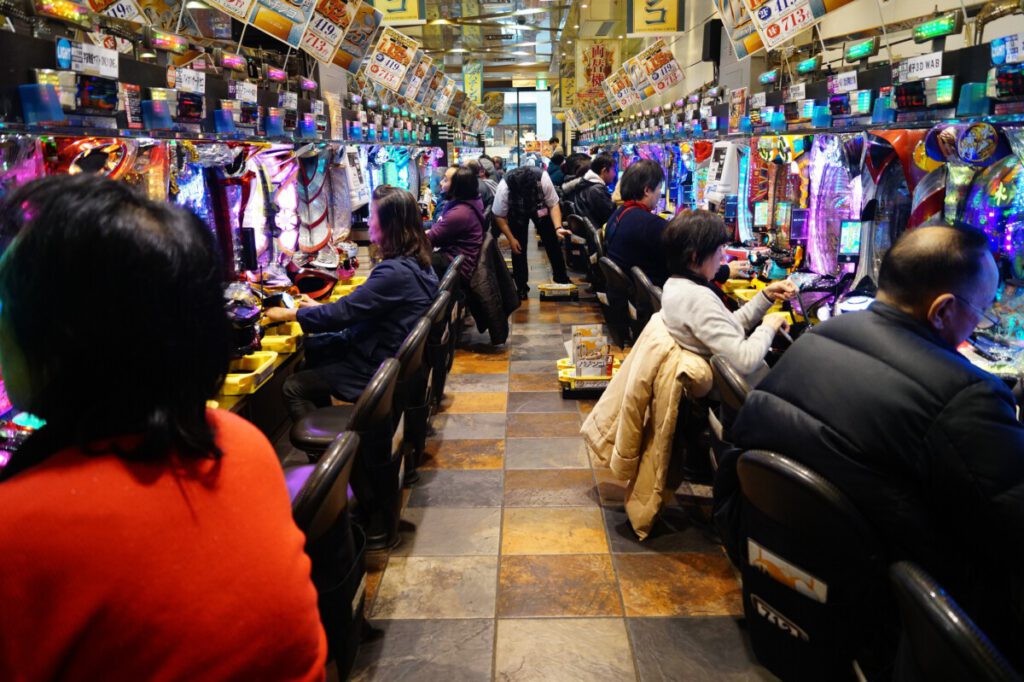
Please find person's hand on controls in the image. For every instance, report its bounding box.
[764,312,791,333]
[296,294,321,308]
[728,260,751,278]
[263,306,297,324]
[764,279,798,301]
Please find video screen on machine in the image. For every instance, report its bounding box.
[754,201,769,228]
[774,202,792,230]
[839,220,862,262]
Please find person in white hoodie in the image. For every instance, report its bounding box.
[661,210,796,383]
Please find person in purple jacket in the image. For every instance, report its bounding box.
[266,185,439,420]
[427,165,485,281]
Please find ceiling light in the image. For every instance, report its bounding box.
[618,35,624,39]
[513,8,545,15]
[581,3,588,6]
[573,24,579,28]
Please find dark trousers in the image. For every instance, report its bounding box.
[283,368,335,421]
[509,215,569,292]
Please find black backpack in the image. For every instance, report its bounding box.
[504,166,544,225]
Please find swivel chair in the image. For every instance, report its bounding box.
[629,266,661,335]
[414,291,451,465]
[708,355,751,472]
[890,562,1022,682]
[393,317,431,486]
[564,214,592,274]
[289,432,364,680]
[736,450,887,681]
[598,256,634,348]
[438,255,466,375]
[291,358,400,551]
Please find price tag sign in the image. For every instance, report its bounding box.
[312,99,324,116]
[786,81,806,101]
[280,91,298,110]
[234,80,258,103]
[70,41,119,79]
[88,0,143,21]
[892,51,943,84]
[750,91,767,108]
[828,70,858,94]
[207,0,255,21]
[175,68,206,94]
[992,33,1024,65]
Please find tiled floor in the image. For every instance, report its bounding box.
[349,234,774,681]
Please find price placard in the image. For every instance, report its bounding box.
[70,41,119,79]
[750,91,767,108]
[234,80,258,102]
[786,82,806,101]
[175,67,206,94]
[279,91,298,110]
[88,0,143,21]
[366,27,419,92]
[892,51,943,84]
[207,0,255,21]
[828,70,858,94]
[300,0,355,62]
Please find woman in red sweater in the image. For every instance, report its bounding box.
[0,175,327,681]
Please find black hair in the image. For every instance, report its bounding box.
[549,153,566,168]
[618,159,664,201]
[663,210,731,277]
[373,184,432,268]
[564,153,591,178]
[878,226,992,307]
[0,174,231,465]
[448,166,480,201]
[591,154,615,176]
[464,159,483,177]
[549,136,560,144]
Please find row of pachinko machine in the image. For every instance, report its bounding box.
[610,123,1024,364]
[0,135,444,289]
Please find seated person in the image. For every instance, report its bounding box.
[604,159,671,286]
[270,185,438,420]
[562,153,617,230]
[547,152,566,186]
[721,226,1024,665]
[0,175,326,680]
[661,210,795,382]
[427,165,485,281]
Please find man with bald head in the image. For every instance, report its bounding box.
[717,226,1024,663]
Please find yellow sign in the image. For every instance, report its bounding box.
[562,76,575,107]
[370,0,423,22]
[627,0,685,36]
[464,61,483,103]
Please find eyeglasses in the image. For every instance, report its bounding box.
[953,295,1000,329]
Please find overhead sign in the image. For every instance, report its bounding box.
[892,51,943,84]
[366,26,418,91]
[635,38,684,93]
[626,0,685,36]
[485,33,514,40]
[368,0,423,22]
[604,68,639,110]
[87,0,144,22]
[398,50,431,99]
[745,0,857,52]
[464,60,482,103]
[576,41,619,93]
[624,55,655,100]
[247,0,317,48]
[713,0,764,59]
[300,0,356,63]
[332,0,383,73]
[750,91,767,108]
[70,41,119,79]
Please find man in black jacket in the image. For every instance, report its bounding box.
[718,226,1024,662]
[563,153,617,230]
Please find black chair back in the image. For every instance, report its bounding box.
[564,214,592,273]
[438,254,464,294]
[736,450,885,681]
[628,266,660,333]
[290,431,365,676]
[393,316,432,433]
[890,562,1023,682]
[598,256,633,348]
[711,355,751,416]
[346,357,399,438]
[439,254,466,364]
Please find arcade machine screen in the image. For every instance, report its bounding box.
[964,155,1024,281]
[806,134,861,276]
[838,220,862,263]
[754,201,770,229]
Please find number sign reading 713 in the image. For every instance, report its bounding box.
[746,0,853,50]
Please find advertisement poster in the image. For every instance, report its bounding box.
[88,0,146,23]
[464,60,482,103]
[332,0,383,73]
[624,55,656,100]
[604,68,639,110]
[576,41,618,93]
[483,90,505,124]
[447,89,467,119]
[366,26,418,91]
[415,64,439,105]
[397,50,431,99]
[301,0,356,62]
[712,0,764,59]
[432,76,456,113]
[745,0,856,51]
[729,87,747,132]
[626,0,685,36]
[247,0,317,48]
[636,38,684,93]
[201,0,254,22]
[370,0,424,22]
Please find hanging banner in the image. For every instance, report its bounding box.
[433,76,456,113]
[397,50,431,98]
[576,41,619,93]
[483,90,505,124]
[561,75,576,108]
[624,55,656,100]
[368,0,424,23]
[729,87,747,132]
[202,0,254,22]
[300,0,356,63]
[88,0,145,23]
[366,26,418,91]
[332,0,383,73]
[745,0,857,52]
[447,89,467,119]
[635,38,684,94]
[247,0,317,48]
[604,68,639,110]
[415,64,439,105]
[626,0,685,36]
[464,60,483,103]
[712,0,764,59]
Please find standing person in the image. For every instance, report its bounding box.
[492,157,505,182]
[563,153,617,229]
[465,158,497,210]
[0,175,327,681]
[271,185,438,420]
[492,165,570,299]
[547,153,566,187]
[719,226,1024,668]
[549,135,564,156]
[604,159,671,286]
[427,165,485,281]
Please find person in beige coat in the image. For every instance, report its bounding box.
[581,312,713,540]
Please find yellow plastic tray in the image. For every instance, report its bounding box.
[222,351,278,395]
[556,357,621,372]
[262,321,303,354]
[339,275,367,286]
[557,366,619,390]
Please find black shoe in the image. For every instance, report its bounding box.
[518,288,530,300]
[553,276,572,285]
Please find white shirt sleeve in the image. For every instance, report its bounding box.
[491,179,510,217]
[540,172,559,208]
